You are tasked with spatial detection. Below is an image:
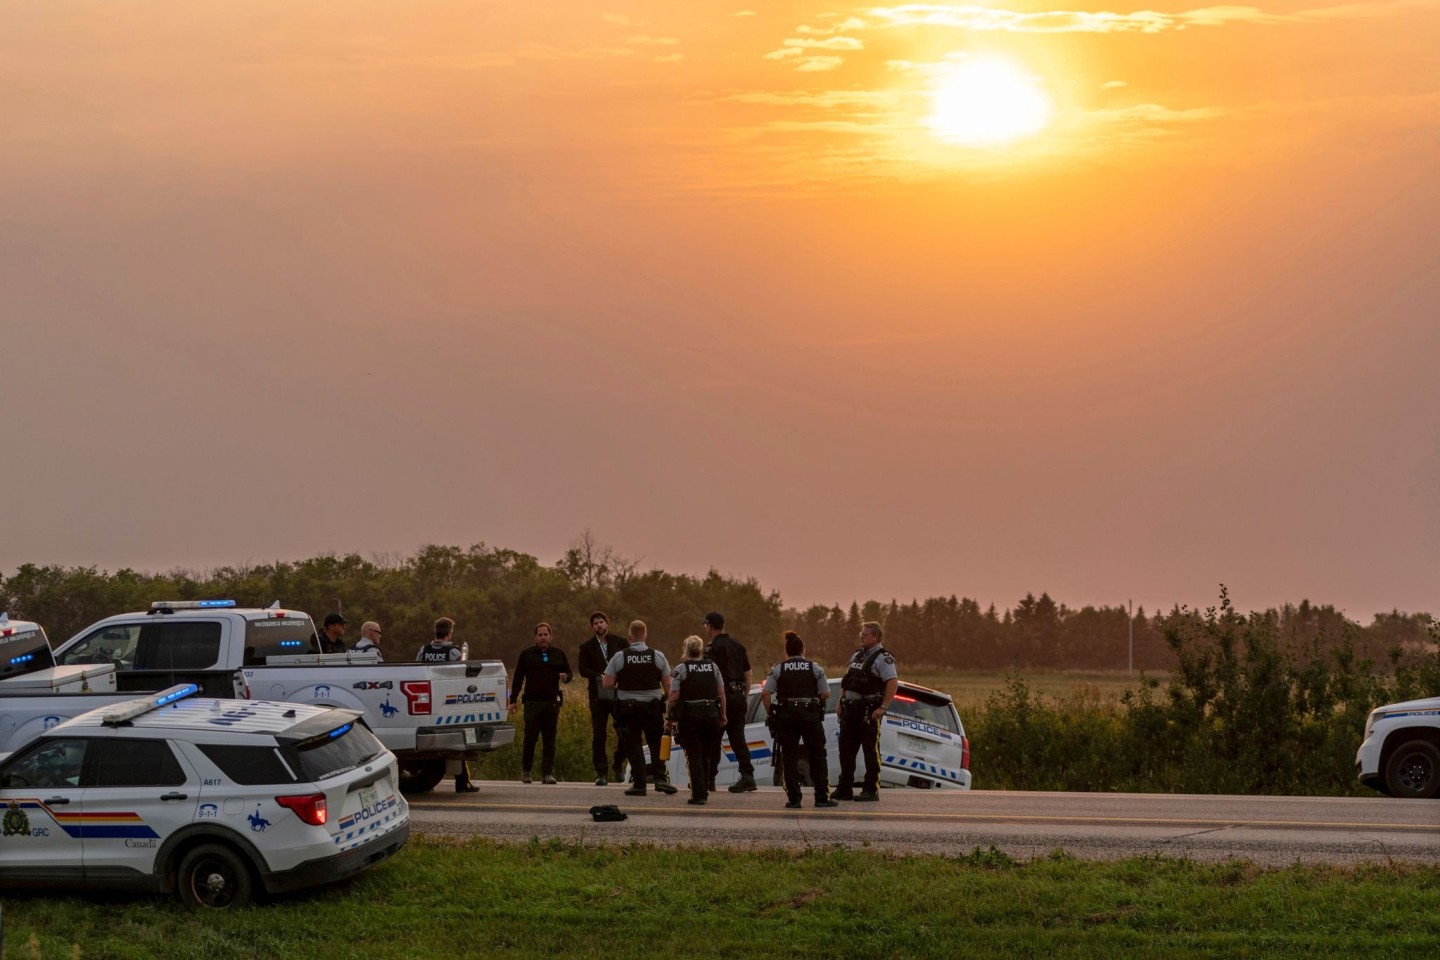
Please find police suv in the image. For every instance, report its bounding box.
[0,683,409,907]
[666,678,971,791]
[1356,694,1440,799]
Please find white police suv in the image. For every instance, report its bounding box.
[0,684,409,908]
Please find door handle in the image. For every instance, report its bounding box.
[44,796,71,805]
[160,792,188,801]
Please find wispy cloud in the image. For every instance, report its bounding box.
[763,2,1440,70]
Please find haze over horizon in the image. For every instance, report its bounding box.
[4,2,1438,622]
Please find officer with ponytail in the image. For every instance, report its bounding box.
[762,631,837,809]
[667,635,726,805]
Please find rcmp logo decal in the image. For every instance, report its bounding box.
[3,800,29,837]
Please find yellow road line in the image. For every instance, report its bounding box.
[407,801,1439,832]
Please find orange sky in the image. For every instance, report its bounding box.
[4,1,1438,618]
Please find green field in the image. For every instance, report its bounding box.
[3,837,1437,959]
[904,669,1142,710]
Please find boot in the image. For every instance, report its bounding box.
[455,775,479,793]
[728,774,758,793]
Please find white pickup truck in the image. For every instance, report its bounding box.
[1,602,513,793]
[1356,695,1440,799]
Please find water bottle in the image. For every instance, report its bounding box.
[460,642,469,661]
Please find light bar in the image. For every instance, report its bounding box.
[9,653,35,665]
[150,600,237,611]
[101,683,201,725]
[280,640,304,648]
[328,723,353,739]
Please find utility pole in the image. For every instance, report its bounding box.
[1127,598,1134,675]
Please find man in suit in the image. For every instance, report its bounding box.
[578,611,628,785]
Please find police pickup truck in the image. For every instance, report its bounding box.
[2,602,513,793]
[1356,694,1440,799]
[665,677,971,791]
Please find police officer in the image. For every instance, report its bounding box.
[353,621,384,660]
[416,617,462,662]
[414,617,475,791]
[833,621,898,802]
[578,612,627,785]
[666,635,726,805]
[602,620,678,796]
[704,611,757,793]
[761,631,838,809]
[318,613,349,653]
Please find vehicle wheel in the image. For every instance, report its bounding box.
[1384,739,1440,799]
[398,758,447,794]
[177,843,254,909]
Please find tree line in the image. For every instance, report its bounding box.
[1,538,1432,674]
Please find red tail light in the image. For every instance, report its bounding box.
[961,736,970,772]
[401,680,432,715]
[275,793,328,826]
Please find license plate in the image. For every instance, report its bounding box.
[359,786,378,810]
[900,734,931,756]
[463,727,477,745]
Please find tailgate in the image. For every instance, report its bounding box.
[328,759,408,854]
[427,662,506,733]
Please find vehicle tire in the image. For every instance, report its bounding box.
[398,758,447,794]
[1383,739,1440,799]
[177,843,255,909]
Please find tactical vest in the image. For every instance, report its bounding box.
[418,642,454,663]
[678,658,719,701]
[617,646,662,691]
[775,656,821,704]
[840,646,887,697]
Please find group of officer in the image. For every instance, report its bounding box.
[516,608,901,807]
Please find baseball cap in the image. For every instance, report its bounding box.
[323,613,350,627]
[703,611,725,628]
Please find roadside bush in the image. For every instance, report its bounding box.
[971,588,1440,795]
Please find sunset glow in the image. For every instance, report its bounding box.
[926,58,1053,146]
[3,1,1438,617]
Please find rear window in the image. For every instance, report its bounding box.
[889,688,961,734]
[0,626,54,679]
[290,723,384,781]
[197,744,300,785]
[243,616,318,664]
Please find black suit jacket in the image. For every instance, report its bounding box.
[578,634,626,701]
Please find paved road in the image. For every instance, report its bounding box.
[407,783,1440,866]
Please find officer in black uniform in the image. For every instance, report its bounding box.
[666,635,726,805]
[762,631,838,809]
[319,613,349,653]
[414,617,475,791]
[416,617,463,662]
[602,620,678,796]
[833,621,898,802]
[704,611,757,793]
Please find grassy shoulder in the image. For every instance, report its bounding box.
[4,836,1438,959]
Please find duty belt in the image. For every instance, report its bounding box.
[683,699,719,707]
[779,698,821,707]
[725,680,748,691]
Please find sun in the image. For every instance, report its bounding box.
[926,57,1053,146]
